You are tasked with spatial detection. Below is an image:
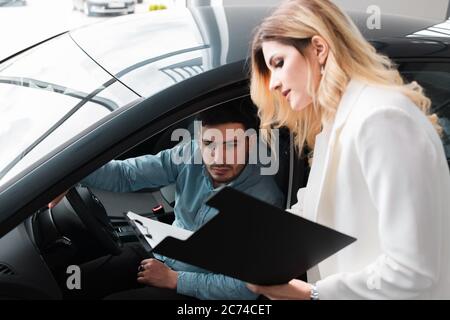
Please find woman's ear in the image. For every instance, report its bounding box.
[310,35,329,65]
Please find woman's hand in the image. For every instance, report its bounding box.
[247,279,312,300]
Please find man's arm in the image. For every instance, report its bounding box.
[81,142,191,192]
[177,271,259,300]
[136,259,258,300]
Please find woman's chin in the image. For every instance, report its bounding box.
[290,101,309,111]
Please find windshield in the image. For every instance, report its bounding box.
[0,34,140,188]
[69,8,213,98]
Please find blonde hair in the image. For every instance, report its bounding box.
[250,0,441,153]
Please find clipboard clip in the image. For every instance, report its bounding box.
[133,219,153,239]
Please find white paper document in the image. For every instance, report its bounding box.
[126,211,193,248]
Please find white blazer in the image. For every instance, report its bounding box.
[289,79,450,299]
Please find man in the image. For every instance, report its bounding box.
[51,99,284,300]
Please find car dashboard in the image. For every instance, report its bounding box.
[0,217,62,299]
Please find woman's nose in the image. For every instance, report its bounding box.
[269,75,281,91]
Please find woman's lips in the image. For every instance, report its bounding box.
[283,89,291,101]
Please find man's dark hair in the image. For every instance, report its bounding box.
[196,97,260,131]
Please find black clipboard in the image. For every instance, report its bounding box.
[130,187,356,285]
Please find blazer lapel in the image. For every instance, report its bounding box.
[310,79,367,223]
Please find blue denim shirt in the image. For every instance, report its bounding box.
[81,140,284,300]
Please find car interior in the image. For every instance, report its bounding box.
[25,94,311,298]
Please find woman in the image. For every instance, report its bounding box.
[247,0,450,299]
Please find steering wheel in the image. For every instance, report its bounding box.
[65,185,122,256]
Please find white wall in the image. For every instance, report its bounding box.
[334,0,449,22]
[219,0,277,5]
[218,0,450,22]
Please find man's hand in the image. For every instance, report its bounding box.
[247,279,312,300]
[137,258,178,290]
[48,190,69,209]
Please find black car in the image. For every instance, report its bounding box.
[0,6,449,299]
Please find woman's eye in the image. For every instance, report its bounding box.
[275,60,284,68]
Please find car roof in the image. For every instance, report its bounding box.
[69,5,450,94]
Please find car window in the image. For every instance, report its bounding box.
[399,62,450,163]
[0,34,140,188]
